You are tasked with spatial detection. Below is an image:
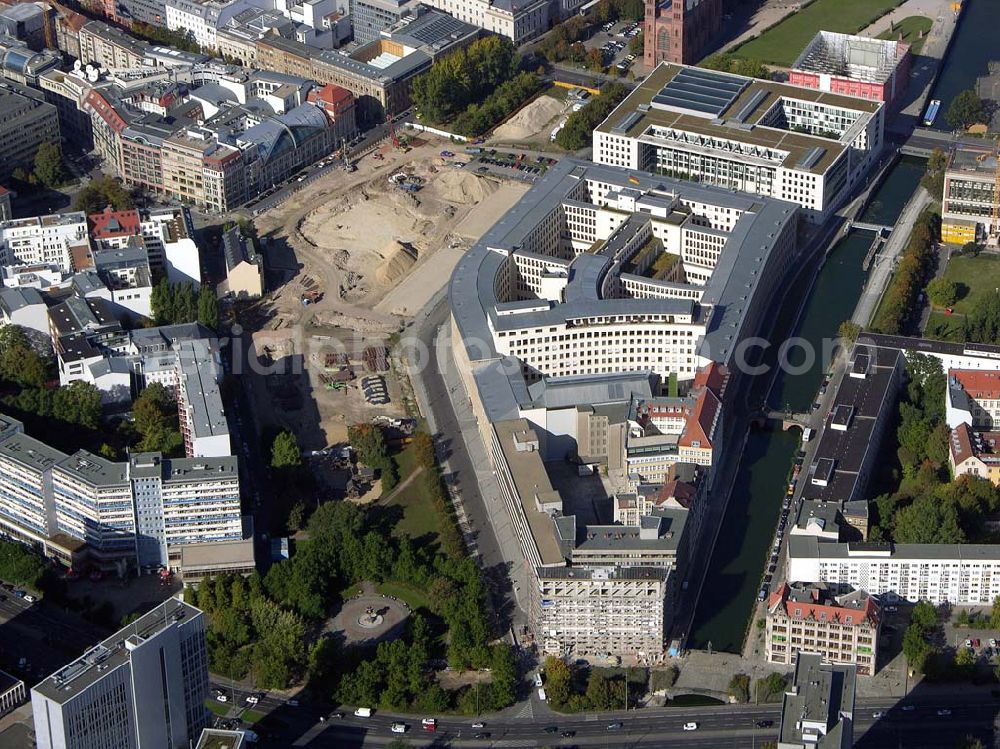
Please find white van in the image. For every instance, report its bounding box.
[354,707,373,718]
[533,673,543,688]
[390,722,407,733]
[538,688,547,701]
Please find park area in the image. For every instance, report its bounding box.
[878,15,933,55]
[732,0,905,66]
[925,253,1000,341]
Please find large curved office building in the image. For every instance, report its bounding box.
[448,158,800,657]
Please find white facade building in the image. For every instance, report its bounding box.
[593,64,884,223]
[32,598,209,749]
[419,0,549,43]
[0,212,88,272]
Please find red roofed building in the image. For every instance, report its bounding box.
[88,207,141,245]
[949,422,1000,486]
[766,582,880,675]
[306,84,357,144]
[949,369,1000,429]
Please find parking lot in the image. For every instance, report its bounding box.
[471,149,558,182]
[587,19,643,77]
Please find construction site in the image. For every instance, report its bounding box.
[243,128,528,451]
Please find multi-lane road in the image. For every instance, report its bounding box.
[242,693,1000,747]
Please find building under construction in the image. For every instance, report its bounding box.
[790,31,912,108]
[942,145,1000,245]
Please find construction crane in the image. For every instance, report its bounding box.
[341,136,355,172]
[386,112,400,150]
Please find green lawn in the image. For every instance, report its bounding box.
[205,699,230,717]
[925,310,965,341]
[387,442,442,543]
[377,580,433,612]
[733,0,905,66]
[938,254,1000,315]
[878,15,933,55]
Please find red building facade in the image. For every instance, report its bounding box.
[643,0,722,68]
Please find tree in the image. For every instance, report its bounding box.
[955,645,976,669]
[33,142,64,189]
[133,382,183,455]
[271,430,301,469]
[912,601,938,631]
[556,83,629,151]
[52,381,102,429]
[586,47,605,72]
[927,278,959,307]
[894,495,965,543]
[73,175,134,214]
[650,665,678,692]
[956,738,986,749]
[197,286,219,330]
[903,623,933,673]
[990,596,1000,630]
[945,89,987,130]
[754,672,786,703]
[0,325,48,387]
[543,657,572,706]
[922,148,948,196]
[728,673,750,703]
[837,320,861,343]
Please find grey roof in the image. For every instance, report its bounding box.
[236,103,328,164]
[54,450,129,487]
[176,339,228,441]
[71,270,110,297]
[651,66,749,118]
[385,8,480,53]
[0,432,65,473]
[789,534,1000,562]
[88,357,132,379]
[48,297,119,337]
[189,82,237,107]
[221,226,259,273]
[162,455,237,482]
[526,372,657,410]
[32,599,201,704]
[0,286,43,315]
[535,565,669,581]
[779,652,856,749]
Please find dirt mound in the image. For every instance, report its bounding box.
[375,241,418,286]
[491,95,565,141]
[431,169,496,205]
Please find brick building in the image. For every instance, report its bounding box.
[643,0,721,67]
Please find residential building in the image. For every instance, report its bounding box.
[0,80,60,182]
[0,286,48,334]
[164,0,228,50]
[38,68,98,151]
[593,64,885,223]
[947,368,1000,429]
[941,145,999,244]
[777,653,856,749]
[78,19,148,69]
[116,0,169,26]
[644,0,721,67]
[949,422,1000,485]
[0,211,89,272]
[217,225,263,298]
[32,598,209,749]
[92,244,154,319]
[0,430,60,546]
[790,32,912,108]
[766,583,880,675]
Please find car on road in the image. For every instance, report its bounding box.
[472,722,485,728]
[544,726,558,734]
[391,723,407,733]
[872,711,884,718]
[354,707,372,718]
[216,695,228,703]
[561,730,576,737]
[756,720,773,728]
[245,695,259,705]
[901,705,916,712]
[422,718,437,732]
[607,722,623,731]
[23,594,35,603]
[937,709,951,717]
[474,732,491,739]
[683,722,698,731]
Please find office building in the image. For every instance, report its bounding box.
[164,0,228,50]
[766,583,880,676]
[778,653,856,749]
[350,0,415,43]
[0,35,60,87]
[0,80,60,182]
[593,64,885,222]
[0,211,89,272]
[420,0,548,44]
[0,670,25,718]
[790,32,912,108]
[941,145,1000,245]
[644,0,721,67]
[32,598,209,749]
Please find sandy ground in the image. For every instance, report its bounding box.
[245,136,528,450]
[491,95,568,142]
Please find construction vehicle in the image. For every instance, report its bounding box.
[385,113,410,153]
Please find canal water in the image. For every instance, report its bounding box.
[927,0,1000,131]
[688,158,925,653]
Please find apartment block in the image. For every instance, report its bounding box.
[766,583,880,676]
[593,64,884,223]
[32,598,209,749]
[0,430,59,546]
[164,0,228,50]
